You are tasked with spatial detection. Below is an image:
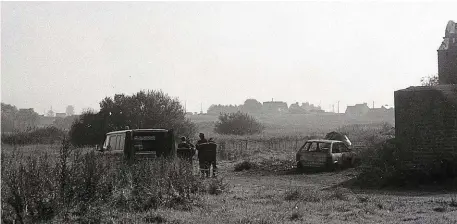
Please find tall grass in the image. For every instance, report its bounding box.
[1,141,221,223]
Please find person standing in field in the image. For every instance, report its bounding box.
[196,133,209,177]
[207,138,218,177]
[177,136,195,164]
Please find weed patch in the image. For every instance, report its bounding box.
[234,161,256,172]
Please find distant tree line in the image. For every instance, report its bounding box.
[1,103,79,133]
[1,103,39,133]
[69,90,197,146]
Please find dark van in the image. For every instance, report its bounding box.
[100,129,176,161]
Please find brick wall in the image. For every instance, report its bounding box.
[438,50,457,84]
[394,85,457,168]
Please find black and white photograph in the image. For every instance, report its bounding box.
[1,1,457,223]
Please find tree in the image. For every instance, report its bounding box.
[16,109,39,131]
[69,90,196,146]
[66,105,75,116]
[241,99,262,114]
[46,109,55,117]
[69,111,106,146]
[420,74,439,86]
[53,115,79,131]
[1,103,18,133]
[214,111,264,135]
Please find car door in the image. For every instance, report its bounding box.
[341,143,354,162]
[331,143,343,165]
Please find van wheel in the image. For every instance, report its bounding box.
[331,163,342,172]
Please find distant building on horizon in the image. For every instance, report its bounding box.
[345,103,370,117]
[262,100,288,114]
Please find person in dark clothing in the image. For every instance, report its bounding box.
[177,136,195,164]
[196,133,210,177]
[207,138,218,177]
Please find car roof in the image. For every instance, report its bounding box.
[107,129,168,135]
[306,139,343,143]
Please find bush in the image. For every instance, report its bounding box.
[1,127,66,145]
[355,138,457,188]
[214,112,264,135]
[234,161,256,172]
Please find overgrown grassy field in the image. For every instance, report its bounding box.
[3,123,457,223]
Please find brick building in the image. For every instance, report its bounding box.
[395,21,457,169]
[438,20,457,84]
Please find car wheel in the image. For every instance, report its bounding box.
[297,161,304,170]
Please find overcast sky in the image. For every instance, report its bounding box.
[2,1,456,114]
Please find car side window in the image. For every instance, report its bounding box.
[332,143,341,153]
[308,142,318,152]
[299,142,311,152]
[341,144,350,153]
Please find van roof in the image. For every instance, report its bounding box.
[107,129,168,135]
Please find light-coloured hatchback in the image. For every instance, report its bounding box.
[295,139,357,170]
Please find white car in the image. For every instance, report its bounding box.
[296,139,358,171]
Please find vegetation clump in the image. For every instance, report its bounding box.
[1,127,66,145]
[1,140,217,223]
[214,111,264,136]
[69,90,196,146]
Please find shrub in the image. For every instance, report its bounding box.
[356,137,457,188]
[214,112,264,135]
[205,177,228,195]
[234,161,256,172]
[1,127,66,145]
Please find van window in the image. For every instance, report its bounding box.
[118,134,125,151]
[103,136,110,149]
[109,135,117,150]
[132,132,165,151]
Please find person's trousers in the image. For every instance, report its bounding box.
[199,160,217,177]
